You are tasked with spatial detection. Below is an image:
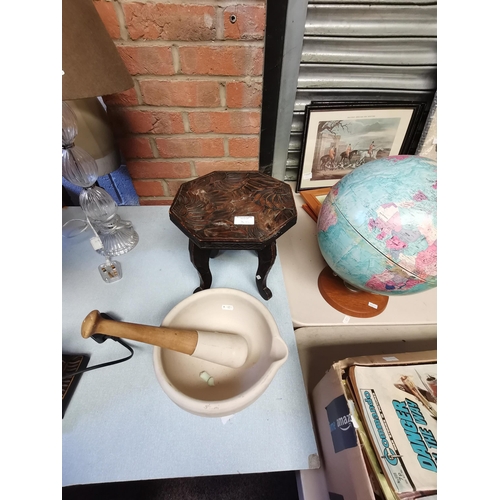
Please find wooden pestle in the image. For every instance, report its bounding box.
[81,310,248,368]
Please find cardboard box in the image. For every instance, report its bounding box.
[311,350,437,500]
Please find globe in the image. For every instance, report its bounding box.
[317,155,437,296]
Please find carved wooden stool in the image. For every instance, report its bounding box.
[169,170,297,300]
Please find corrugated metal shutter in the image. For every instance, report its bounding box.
[278,1,437,181]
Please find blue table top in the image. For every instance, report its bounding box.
[62,206,318,486]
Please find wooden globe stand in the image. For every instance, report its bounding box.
[317,266,389,318]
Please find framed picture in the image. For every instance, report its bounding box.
[415,92,437,161]
[296,100,428,191]
[299,187,330,222]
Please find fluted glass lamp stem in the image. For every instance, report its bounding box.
[62,102,138,257]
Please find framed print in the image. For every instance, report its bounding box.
[415,93,437,161]
[299,187,330,221]
[296,101,427,191]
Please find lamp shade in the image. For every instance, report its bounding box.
[62,0,133,100]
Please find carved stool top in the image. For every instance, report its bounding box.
[169,171,297,250]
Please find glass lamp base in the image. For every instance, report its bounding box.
[93,218,139,257]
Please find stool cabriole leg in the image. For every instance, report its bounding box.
[189,240,213,293]
[256,241,277,300]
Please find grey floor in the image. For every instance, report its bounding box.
[62,471,300,499]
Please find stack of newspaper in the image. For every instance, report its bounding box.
[345,362,437,500]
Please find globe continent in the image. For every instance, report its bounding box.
[317,155,437,295]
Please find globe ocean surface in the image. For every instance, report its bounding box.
[317,155,437,295]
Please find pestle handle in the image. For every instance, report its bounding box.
[81,310,199,355]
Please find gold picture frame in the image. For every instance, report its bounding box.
[299,187,331,222]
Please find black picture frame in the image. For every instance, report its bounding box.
[296,100,429,192]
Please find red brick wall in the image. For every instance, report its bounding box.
[93,0,266,205]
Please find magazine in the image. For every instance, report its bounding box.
[343,380,399,500]
[347,363,437,499]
